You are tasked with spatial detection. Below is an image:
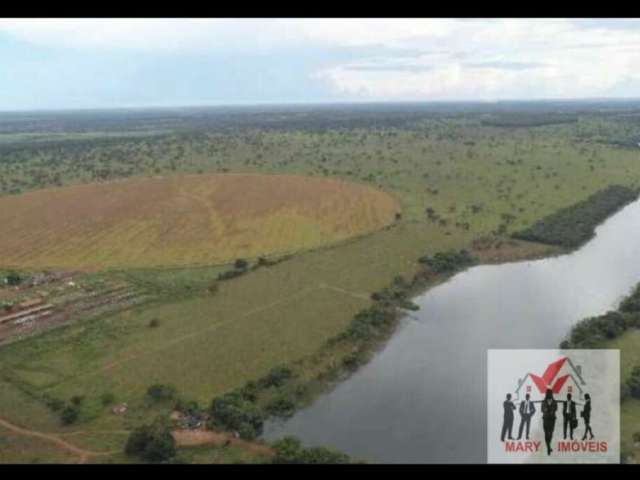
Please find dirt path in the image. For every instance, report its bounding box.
[172,429,273,458]
[0,416,116,464]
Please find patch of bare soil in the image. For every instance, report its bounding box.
[172,429,273,458]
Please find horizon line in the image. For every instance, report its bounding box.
[2,96,640,115]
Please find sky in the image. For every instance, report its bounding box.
[1,18,640,111]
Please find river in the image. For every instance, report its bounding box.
[262,198,640,463]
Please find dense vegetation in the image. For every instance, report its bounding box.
[513,185,638,248]
[125,418,177,463]
[561,283,640,407]
[561,282,640,349]
[271,436,352,464]
[418,249,476,274]
[481,112,578,128]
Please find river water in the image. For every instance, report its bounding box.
[262,198,640,463]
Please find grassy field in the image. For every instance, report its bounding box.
[2,111,640,462]
[605,331,640,463]
[0,174,399,269]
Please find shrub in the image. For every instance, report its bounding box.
[146,384,177,402]
[174,399,202,417]
[61,405,80,425]
[217,269,245,281]
[418,249,476,274]
[265,394,296,418]
[125,419,176,463]
[342,305,395,341]
[301,446,351,464]
[234,258,249,271]
[271,436,304,464]
[271,436,351,464]
[238,381,259,402]
[210,392,264,439]
[100,393,116,406]
[628,366,640,400]
[148,318,160,328]
[260,366,295,388]
[5,271,22,286]
[620,284,640,313]
[562,311,627,348]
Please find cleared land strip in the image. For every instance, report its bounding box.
[48,285,321,388]
[317,283,371,301]
[0,416,116,464]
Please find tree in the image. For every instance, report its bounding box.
[5,271,22,286]
[234,258,249,271]
[146,384,177,402]
[301,446,351,464]
[271,436,304,464]
[628,366,640,399]
[271,435,351,464]
[125,418,176,463]
[61,405,79,425]
[260,366,294,388]
[210,392,264,439]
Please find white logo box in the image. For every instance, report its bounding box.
[487,349,620,464]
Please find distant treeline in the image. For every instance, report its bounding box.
[481,112,579,128]
[5,101,640,137]
[512,185,638,248]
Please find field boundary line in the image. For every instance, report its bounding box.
[317,283,371,301]
[50,286,320,386]
[0,416,116,463]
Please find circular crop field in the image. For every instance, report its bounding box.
[0,174,400,269]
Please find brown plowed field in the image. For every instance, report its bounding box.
[0,174,400,269]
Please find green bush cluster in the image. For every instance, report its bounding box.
[125,418,176,463]
[418,249,476,274]
[561,283,640,349]
[146,384,177,402]
[258,366,295,389]
[620,284,640,313]
[209,391,264,440]
[481,112,578,128]
[271,436,352,464]
[61,405,80,425]
[342,305,395,341]
[560,311,630,349]
[512,185,637,248]
[4,271,22,286]
[627,366,640,400]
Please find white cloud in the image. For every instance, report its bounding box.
[311,18,640,100]
[1,18,640,101]
[0,18,456,54]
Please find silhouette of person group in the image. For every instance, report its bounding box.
[501,389,594,455]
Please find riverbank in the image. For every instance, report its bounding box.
[254,190,640,463]
[211,236,560,442]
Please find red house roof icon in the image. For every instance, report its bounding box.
[529,357,585,394]
[515,356,586,399]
